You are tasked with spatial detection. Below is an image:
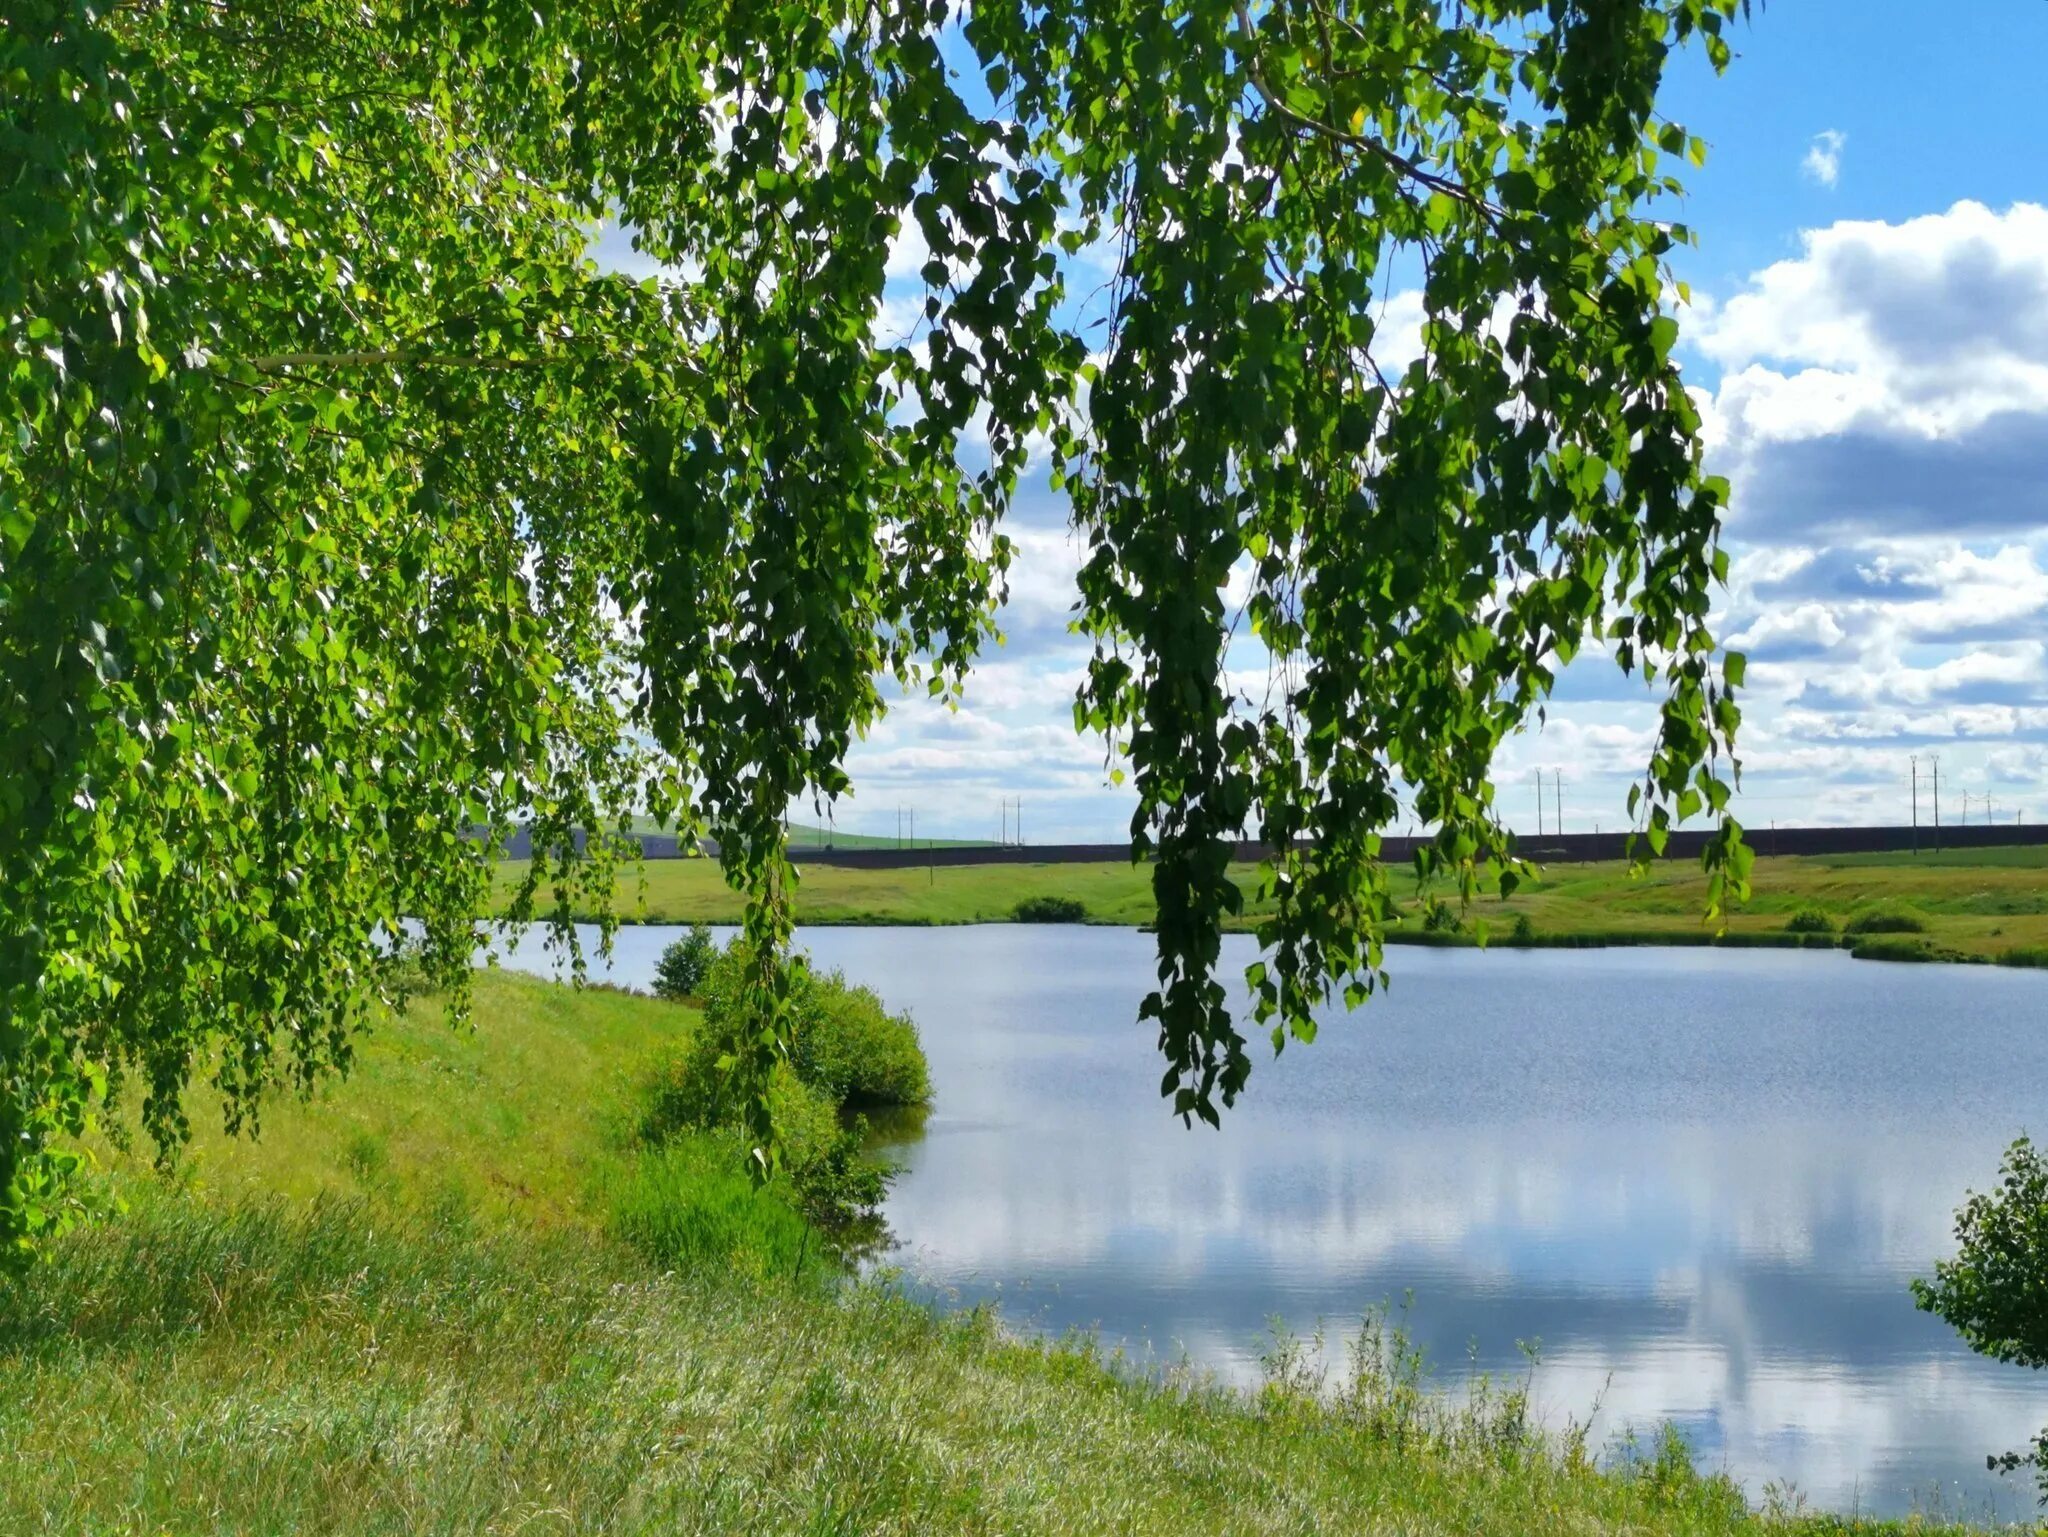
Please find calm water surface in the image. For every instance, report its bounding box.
[495,925,2048,1520]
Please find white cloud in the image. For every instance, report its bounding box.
[1696,202,2048,542]
[1725,602,1847,660]
[1800,129,1846,188]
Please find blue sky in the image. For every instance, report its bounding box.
[676,4,2048,844]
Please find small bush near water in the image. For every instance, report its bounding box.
[1847,935,1938,964]
[1783,906,1835,935]
[1420,899,1463,934]
[1014,893,1088,923]
[1916,1137,2048,1502]
[634,940,926,1234]
[652,922,718,1000]
[1844,906,1929,935]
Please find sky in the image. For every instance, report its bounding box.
[624,2,2048,845]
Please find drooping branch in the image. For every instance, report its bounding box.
[1231,2,1501,220]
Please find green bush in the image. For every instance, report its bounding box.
[652,922,719,1001]
[1510,913,1536,944]
[790,978,931,1109]
[696,944,930,1110]
[1013,894,1087,923]
[1421,899,1462,934]
[1844,906,1928,935]
[636,941,920,1234]
[1915,1137,2048,1499]
[637,1052,886,1234]
[1782,906,1835,935]
[1847,935,1934,963]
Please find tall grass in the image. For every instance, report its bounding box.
[605,1138,819,1283]
[3,1192,1964,1536]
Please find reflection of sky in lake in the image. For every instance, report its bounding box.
[493,925,2048,1520]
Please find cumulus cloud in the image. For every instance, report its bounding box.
[1693,202,2048,554]
[1800,129,1846,188]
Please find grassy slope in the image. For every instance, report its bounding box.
[0,973,1982,1533]
[100,969,684,1225]
[495,845,2048,963]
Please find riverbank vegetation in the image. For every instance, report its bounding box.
[492,844,2048,966]
[0,969,1985,1533]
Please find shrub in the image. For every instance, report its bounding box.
[1421,899,1462,934]
[652,923,719,1001]
[1915,1137,2048,1500]
[1783,906,1835,935]
[637,1054,887,1234]
[1013,894,1087,923]
[1844,906,1928,935]
[1847,935,1934,963]
[1510,913,1536,944]
[794,978,930,1107]
[693,943,930,1110]
[636,941,923,1234]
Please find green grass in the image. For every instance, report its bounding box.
[496,843,2048,966]
[0,971,1994,1532]
[88,969,687,1225]
[519,855,1176,927]
[626,814,995,850]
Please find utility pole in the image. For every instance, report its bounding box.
[1910,755,1919,854]
[1930,756,1941,852]
[1554,770,1564,840]
[1535,770,1544,837]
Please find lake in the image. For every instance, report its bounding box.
[492,924,2048,1521]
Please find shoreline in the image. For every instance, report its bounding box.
[489,845,2048,969]
[486,910,2048,969]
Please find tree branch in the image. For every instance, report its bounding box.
[1232,3,1499,220]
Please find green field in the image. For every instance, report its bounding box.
[497,844,2048,965]
[2,971,1986,1533]
[627,815,996,850]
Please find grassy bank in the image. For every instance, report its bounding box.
[0,972,1989,1532]
[493,844,2048,965]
